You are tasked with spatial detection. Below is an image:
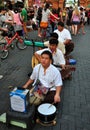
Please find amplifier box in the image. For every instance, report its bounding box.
[10,87,29,113]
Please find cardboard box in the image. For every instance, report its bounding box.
[10,87,29,113]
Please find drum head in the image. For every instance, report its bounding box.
[38,103,56,116]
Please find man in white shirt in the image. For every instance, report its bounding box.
[44,32,66,54]
[35,38,66,70]
[23,50,63,104]
[34,38,75,80]
[54,21,74,55]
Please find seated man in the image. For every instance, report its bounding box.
[35,38,66,70]
[34,38,75,80]
[23,50,63,105]
[44,32,66,55]
[54,21,74,56]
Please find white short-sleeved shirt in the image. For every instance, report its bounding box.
[41,9,50,22]
[54,28,72,43]
[30,64,63,90]
[36,48,66,65]
[44,41,66,54]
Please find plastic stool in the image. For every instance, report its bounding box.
[6,105,36,129]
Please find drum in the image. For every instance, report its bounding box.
[37,103,56,123]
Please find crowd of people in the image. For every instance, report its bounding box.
[0,1,89,37]
[0,0,89,107]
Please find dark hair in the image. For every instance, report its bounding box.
[18,3,24,8]
[0,7,7,11]
[58,21,64,27]
[80,7,83,11]
[44,3,50,11]
[49,38,58,45]
[41,50,52,60]
[50,32,58,39]
[6,0,12,10]
[14,7,18,13]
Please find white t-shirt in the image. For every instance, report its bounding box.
[41,9,50,22]
[54,28,72,43]
[36,48,66,65]
[30,64,63,90]
[44,41,66,54]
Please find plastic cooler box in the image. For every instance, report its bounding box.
[10,87,30,113]
[69,59,76,65]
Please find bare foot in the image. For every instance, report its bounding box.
[38,34,42,37]
[82,32,85,35]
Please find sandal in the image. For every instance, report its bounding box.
[38,34,42,37]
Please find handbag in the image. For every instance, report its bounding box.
[30,65,49,105]
[40,21,48,28]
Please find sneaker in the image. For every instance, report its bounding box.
[0,75,3,79]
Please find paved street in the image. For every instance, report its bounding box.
[0,25,90,130]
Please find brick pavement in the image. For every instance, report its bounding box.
[0,26,90,130]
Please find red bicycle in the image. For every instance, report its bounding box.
[0,26,27,59]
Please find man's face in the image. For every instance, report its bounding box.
[41,54,51,68]
[58,25,63,32]
[49,44,57,53]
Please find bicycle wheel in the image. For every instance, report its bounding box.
[0,43,9,59]
[16,36,27,50]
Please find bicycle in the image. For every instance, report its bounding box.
[0,25,27,59]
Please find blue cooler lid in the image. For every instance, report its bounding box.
[69,59,76,65]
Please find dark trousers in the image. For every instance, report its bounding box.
[65,42,74,55]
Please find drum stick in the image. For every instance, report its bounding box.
[48,102,54,108]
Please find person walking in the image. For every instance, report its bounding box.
[38,3,59,37]
[18,3,28,36]
[71,6,80,35]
